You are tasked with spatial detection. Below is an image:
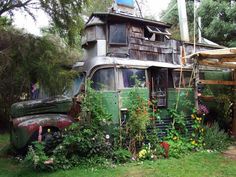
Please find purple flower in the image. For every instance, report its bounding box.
[198,104,209,115]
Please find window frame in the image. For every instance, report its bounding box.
[172,70,204,89]
[90,67,116,91]
[144,25,171,42]
[117,67,147,89]
[109,23,128,45]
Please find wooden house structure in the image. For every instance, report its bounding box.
[82,12,222,65]
[189,48,236,136]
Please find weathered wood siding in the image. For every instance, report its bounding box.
[107,23,219,65]
[84,21,221,64]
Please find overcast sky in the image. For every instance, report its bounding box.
[13,0,171,36]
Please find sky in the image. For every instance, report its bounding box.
[13,0,171,36]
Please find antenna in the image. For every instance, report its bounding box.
[135,0,143,18]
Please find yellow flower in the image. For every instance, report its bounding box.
[191,140,196,145]
[196,117,202,121]
[47,128,51,133]
[201,128,204,132]
[138,149,147,159]
[173,136,178,140]
[191,114,195,119]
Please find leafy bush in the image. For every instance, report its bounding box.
[203,123,230,151]
[55,124,113,158]
[167,139,192,158]
[24,142,54,171]
[126,86,149,154]
[112,148,132,163]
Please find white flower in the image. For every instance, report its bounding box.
[105,134,110,139]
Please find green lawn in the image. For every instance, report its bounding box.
[1,134,236,177]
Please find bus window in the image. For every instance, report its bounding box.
[173,71,194,88]
[91,68,115,91]
[118,68,146,88]
[66,73,85,97]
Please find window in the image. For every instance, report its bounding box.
[118,68,146,88]
[149,67,168,107]
[172,71,204,88]
[109,24,127,44]
[66,73,85,97]
[144,26,171,42]
[91,68,115,91]
[155,69,168,107]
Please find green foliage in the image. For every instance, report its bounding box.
[40,0,89,47]
[166,92,205,158]
[203,123,230,151]
[167,139,192,158]
[24,84,115,170]
[162,0,236,46]
[112,148,132,163]
[82,0,112,16]
[0,27,79,127]
[161,0,194,41]
[215,94,234,129]
[168,109,186,133]
[0,0,90,47]
[199,0,236,46]
[2,151,236,177]
[138,142,165,160]
[126,86,149,154]
[0,16,12,27]
[24,123,114,170]
[81,81,112,125]
[24,142,54,171]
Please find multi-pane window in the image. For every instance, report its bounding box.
[109,24,127,44]
[91,68,115,91]
[118,68,146,88]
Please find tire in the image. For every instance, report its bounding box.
[42,131,62,154]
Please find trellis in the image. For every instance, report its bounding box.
[188,48,236,137]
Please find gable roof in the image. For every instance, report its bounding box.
[86,12,171,28]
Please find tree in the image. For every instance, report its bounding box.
[198,0,236,46]
[160,0,195,41]
[0,0,89,47]
[161,0,236,46]
[40,0,89,47]
[0,0,37,17]
[82,0,112,17]
[0,22,79,129]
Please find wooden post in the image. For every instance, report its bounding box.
[194,58,199,110]
[232,69,236,138]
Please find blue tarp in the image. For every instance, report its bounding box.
[116,0,134,7]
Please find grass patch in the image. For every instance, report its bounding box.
[0,133,9,147]
[0,134,236,177]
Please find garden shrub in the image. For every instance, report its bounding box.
[125,85,149,155]
[112,148,132,163]
[24,142,54,171]
[203,123,230,151]
[24,84,115,171]
[167,139,192,158]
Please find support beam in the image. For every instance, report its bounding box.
[219,58,236,63]
[198,60,236,69]
[199,80,236,86]
[194,58,199,110]
[232,70,236,138]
